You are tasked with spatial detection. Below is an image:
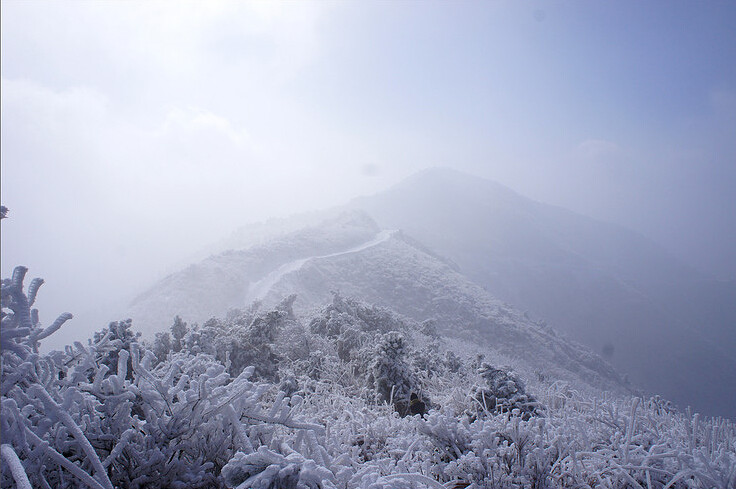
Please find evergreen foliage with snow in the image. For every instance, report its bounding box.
[469,364,541,420]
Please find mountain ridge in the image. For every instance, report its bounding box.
[126,211,627,397]
[126,167,735,417]
[345,167,736,417]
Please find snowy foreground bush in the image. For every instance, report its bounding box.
[2,268,735,488]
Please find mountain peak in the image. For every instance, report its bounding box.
[347,167,736,417]
[374,167,522,204]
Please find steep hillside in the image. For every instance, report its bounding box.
[128,212,626,395]
[127,211,379,334]
[126,168,735,417]
[349,167,736,418]
[262,231,625,392]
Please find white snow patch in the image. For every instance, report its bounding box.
[245,229,397,304]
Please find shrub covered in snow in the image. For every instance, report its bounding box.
[2,267,735,489]
[151,297,300,381]
[363,332,423,415]
[0,268,322,488]
[469,363,542,420]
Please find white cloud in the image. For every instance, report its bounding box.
[160,107,253,147]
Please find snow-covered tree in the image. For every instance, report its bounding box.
[469,363,541,420]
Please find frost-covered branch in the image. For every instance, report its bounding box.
[1,444,31,489]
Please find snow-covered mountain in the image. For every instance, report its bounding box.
[127,168,735,417]
[127,211,381,334]
[349,168,736,418]
[127,211,626,396]
[10,169,734,489]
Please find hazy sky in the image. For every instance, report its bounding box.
[2,1,736,336]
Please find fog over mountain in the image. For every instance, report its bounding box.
[350,168,736,417]
[4,3,736,486]
[122,168,735,418]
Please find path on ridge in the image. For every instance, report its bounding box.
[245,229,397,304]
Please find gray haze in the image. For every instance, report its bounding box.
[2,1,736,348]
[119,170,736,417]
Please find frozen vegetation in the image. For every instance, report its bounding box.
[2,266,735,488]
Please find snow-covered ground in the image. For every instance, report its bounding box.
[245,229,397,303]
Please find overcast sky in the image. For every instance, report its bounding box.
[2,1,736,336]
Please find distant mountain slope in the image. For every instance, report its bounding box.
[127,167,735,417]
[263,230,625,392]
[348,167,736,417]
[128,211,627,395]
[127,211,379,333]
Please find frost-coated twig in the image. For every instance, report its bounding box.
[102,428,136,468]
[26,277,43,308]
[226,405,255,454]
[28,384,114,489]
[380,472,446,489]
[1,444,32,489]
[662,469,694,489]
[7,267,33,333]
[30,312,73,349]
[400,437,423,464]
[22,426,109,489]
[241,411,326,435]
[624,397,640,465]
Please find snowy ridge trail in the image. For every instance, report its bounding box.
[245,229,397,304]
